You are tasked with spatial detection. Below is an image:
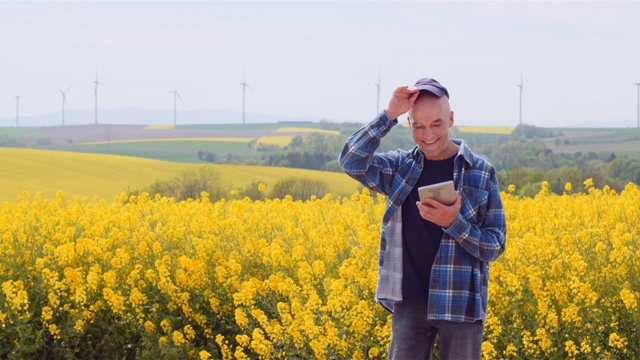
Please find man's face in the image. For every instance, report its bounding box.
[407,94,454,160]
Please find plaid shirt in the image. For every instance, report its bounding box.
[338,112,506,323]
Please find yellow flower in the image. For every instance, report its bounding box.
[144,320,155,334]
[160,319,171,333]
[620,288,637,310]
[198,350,212,360]
[609,332,627,349]
[74,319,85,333]
[48,324,61,339]
[184,324,196,341]
[564,182,572,192]
[508,184,516,193]
[583,178,594,189]
[172,330,186,346]
[565,340,578,357]
[41,306,53,322]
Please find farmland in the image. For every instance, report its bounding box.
[0,147,360,203]
[1,122,639,358]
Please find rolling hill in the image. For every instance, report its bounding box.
[0,148,361,203]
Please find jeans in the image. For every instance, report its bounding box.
[388,299,484,360]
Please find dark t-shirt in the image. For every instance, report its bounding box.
[401,155,455,301]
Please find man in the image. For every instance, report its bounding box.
[338,78,506,359]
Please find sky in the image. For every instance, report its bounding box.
[1,1,640,128]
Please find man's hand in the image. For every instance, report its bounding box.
[384,86,420,120]
[415,194,461,228]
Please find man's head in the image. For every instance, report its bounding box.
[408,78,457,160]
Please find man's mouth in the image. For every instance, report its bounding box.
[423,139,438,145]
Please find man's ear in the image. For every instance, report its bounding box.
[449,111,455,127]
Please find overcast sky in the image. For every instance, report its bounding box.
[1,1,639,128]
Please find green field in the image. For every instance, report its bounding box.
[45,140,257,162]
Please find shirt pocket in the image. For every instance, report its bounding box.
[458,186,489,224]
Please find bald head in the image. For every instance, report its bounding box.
[408,92,451,122]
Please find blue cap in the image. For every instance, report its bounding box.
[414,78,449,98]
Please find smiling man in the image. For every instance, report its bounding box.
[338,78,506,360]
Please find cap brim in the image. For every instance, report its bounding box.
[416,85,447,98]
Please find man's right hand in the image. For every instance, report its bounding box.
[384,86,420,121]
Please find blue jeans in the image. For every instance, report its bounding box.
[388,299,484,360]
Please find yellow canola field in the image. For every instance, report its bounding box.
[255,136,295,147]
[0,181,638,358]
[456,126,514,134]
[0,148,360,203]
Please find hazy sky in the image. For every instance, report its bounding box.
[1,1,639,127]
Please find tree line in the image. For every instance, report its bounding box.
[220,122,639,197]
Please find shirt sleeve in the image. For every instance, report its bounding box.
[443,168,506,262]
[338,111,400,196]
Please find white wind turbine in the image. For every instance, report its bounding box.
[374,70,381,114]
[15,93,21,127]
[241,71,252,125]
[634,82,640,129]
[171,87,183,125]
[517,70,523,125]
[55,85,73,126]
[93,72,107,124]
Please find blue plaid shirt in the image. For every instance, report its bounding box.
[338,111,506,323]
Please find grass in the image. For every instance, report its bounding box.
[175,123,283,131]
[0,148,361,203]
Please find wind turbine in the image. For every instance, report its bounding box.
[374,70,381,114]
[634,82,640,129]
[93,71,106,124]
[171,87,183,125]
[517,70,523,125]
[56,85,73,126]
[241,71,252,125]
[15,93,21,127]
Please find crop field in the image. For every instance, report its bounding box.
[543,127,640,159]
[46,140,257,162]
[0,148,360,203]
[455,125,514,134]
[0,182,638,358]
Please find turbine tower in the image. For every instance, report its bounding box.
[517,70,523,125]
[635,82,640,129]
[56,85,73,126]
[241,71,252,125]
[171,87,183,125]
[374,70,381,114]
[93,71,106,125]
[15,94,21,127]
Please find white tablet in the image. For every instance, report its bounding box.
[418,180,456,206]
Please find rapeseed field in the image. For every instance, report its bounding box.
[0,180,638,358]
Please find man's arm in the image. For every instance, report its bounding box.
[442,174,506,262]
[338,112,399,195]
[338,86,421,195]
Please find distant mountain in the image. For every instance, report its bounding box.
[0,107,337,127]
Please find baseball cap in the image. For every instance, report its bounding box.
[414,78,449,98]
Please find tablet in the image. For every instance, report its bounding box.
[418,180,456,206]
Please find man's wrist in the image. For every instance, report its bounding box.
[383,109,400,121]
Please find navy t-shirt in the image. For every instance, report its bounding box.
[401,155,455,301]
